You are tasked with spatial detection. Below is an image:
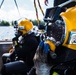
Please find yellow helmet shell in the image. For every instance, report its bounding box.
[60,6,76,50]
[18,19,33,35]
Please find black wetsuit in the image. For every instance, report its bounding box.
[1,33,39,75]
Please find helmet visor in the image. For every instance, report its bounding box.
[18,26,25,30]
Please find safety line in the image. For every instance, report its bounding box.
[37,0,44,16]
[34,0,40,25]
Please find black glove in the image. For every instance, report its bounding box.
[12,37,18,42]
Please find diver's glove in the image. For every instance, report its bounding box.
[44,43,57,59]
[12,37,18,41]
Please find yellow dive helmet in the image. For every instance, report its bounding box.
[18,19,34,35]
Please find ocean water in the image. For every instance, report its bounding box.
[0,26,15,41]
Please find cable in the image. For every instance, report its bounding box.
[14,0,21,17]
[34,0,44,25]
[34,0,40,25]
[0,0,4,8]
[37,0,44,16]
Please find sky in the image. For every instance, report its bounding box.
[0,0,53,22]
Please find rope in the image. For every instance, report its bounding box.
[37,0,44,16]
[0,0,21,17]
[34,0,40,25]
[34,0,44,25]
[0,0,4,8]
[14,0,21,17]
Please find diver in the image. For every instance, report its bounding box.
[1,18,39,75]
[28,0,76,75]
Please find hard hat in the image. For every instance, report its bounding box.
[18,19,34,35]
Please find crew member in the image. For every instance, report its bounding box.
[1,19,39,75]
